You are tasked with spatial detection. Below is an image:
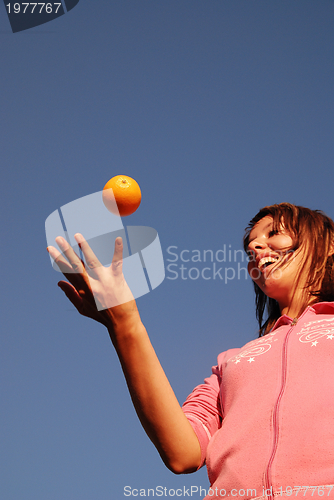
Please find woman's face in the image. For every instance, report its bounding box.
[247,216,305,313]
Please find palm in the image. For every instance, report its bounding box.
[47,234,134,328]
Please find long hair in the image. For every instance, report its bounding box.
[243,203,334,337]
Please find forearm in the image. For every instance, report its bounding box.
[107,306,201,474]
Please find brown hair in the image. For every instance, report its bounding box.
[243,203,334,337]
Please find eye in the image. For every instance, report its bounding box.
[268,229,278,238]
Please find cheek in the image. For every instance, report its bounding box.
[272,234,294,251]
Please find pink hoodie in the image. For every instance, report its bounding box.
[182,302,334,500]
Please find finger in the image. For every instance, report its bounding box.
[111,237,124,274]
[48,241,93,301]
[74,233,103,271]
[51,238,92,293]
[58,281,85,311]
[47,245,76,274]
[47,245,60,260]
[58,280,106,325]
[55,236,85,274]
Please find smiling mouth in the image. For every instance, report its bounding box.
[258,256,280,272]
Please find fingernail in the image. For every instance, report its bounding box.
[74,233,84,243]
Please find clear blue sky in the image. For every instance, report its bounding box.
[1,1,334,499]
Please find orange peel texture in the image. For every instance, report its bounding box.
[102,175,142,216]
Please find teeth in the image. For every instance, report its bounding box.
[258,256,279,271]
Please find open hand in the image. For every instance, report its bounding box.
[47,234,137,329]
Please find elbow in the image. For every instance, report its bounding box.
[157,433,202,475]
[163,457,200,475]
[169,465,198,475]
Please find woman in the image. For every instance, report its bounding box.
[47,203,334,499]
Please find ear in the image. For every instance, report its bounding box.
[329,240,334,257]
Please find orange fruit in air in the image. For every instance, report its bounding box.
[102,175,142,216]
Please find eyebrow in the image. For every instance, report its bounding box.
[248,222,273,245]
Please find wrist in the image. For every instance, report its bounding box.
[104,300,144,340]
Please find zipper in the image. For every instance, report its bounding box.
[263,312,306,499]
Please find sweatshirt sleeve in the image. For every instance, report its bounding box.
[182,365,222,470]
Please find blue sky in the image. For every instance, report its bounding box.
[1,1,334,499]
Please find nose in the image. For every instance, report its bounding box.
[247,238,271,255]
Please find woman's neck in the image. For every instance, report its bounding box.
[280,295,318,320]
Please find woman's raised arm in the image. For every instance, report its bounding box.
[47,234,201,474]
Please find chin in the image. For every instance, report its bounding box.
[260,278,286,299]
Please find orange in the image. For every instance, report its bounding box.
[102,175,142,216]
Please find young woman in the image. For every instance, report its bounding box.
[47,203,334,500]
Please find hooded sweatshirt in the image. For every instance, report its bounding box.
[182,302,334,500]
